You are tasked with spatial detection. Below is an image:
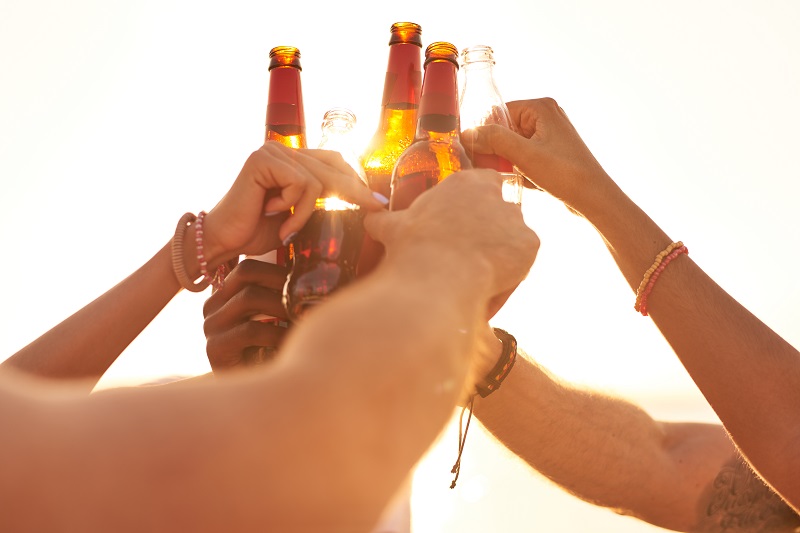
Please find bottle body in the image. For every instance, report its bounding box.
[256,45,307,272]
[283,199,365,322]
[283,109,366,321]
[360,23,423,198]
[357,22,423,276]
[245,46,307,362]
[458,45,523,205]
[390,42,472,212]
[265,46,307,148]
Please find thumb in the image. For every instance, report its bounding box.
[462,124,531,165]
[363,210,402,245]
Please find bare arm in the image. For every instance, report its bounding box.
[0,169,538,532]
[1,144,385,393]
[473,337,800,532]
[467,98,800,510]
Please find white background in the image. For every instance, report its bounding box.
[1,1,798,531]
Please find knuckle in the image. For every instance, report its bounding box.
[540,97,559,110]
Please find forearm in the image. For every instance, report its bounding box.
[587,185,800,509]
[2,247,492,531]
[475,354,739,531]
[2,231,200,392]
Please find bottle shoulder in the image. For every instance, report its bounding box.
[392,138,472,178]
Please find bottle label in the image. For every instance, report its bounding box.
[418,62,458,118]
[267,67,305,126]
[382,44,422,106]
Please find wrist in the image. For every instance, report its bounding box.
[382,242,494,305]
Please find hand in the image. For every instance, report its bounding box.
[364,168,539,314]
[201,142,387,268]
[203,259,290,371]
[461,98,615,219]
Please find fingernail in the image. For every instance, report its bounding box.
[372,192,389,206]
[282,232,297,246]
[264,210,285,217]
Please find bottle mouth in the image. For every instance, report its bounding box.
[424,42,459,67]
[269,46,302,71]
[459,45,495,67]
[389,22,423,46]
[320,107,357,131]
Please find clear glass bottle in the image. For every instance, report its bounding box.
[458,45,524,205]
[282,109,366,322]
[389,42,472,212]
[317,108,367,184]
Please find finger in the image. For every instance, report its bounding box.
[363,210,403,245]
[462,124,530,162]
[278,178,323,241]
[204,283,288,337]
[206,320,288,371]
[203,260,289,318]
[300,149,388,210]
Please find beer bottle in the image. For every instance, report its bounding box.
[283,108,366,322]
[265,46,307,148]
[360,22,423,199]
[245,45,307,362]
[389,41,472,211]
[357,22,422,277]
[459,45,526,204]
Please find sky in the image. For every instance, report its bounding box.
[1,1,799,531]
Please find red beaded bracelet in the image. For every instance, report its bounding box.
[638,245,688,316]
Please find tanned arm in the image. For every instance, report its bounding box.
[467,98,800,510]
[473,335,800,532]
[0,169,538,532]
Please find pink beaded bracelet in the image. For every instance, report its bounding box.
[171,211,230,293]
[638,245,688,316]
[195,211,230,291]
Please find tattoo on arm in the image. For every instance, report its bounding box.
[704,456,800,532]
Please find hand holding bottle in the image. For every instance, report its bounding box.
[462,98,617,220]
[200,142,386,272]
[203,260,290,371]
[366,168,538,311]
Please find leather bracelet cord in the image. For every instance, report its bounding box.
[450,327,519,489]
[477,328,518,398]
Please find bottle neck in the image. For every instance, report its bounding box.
[381,42,422,110]
[416,60,460,140]
[266,66,307,148]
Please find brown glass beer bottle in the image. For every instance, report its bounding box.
[389,42,472,212]
[253,45,307,272]
[245,46,307,363]
[265,46,307,148]
[356,22,422,277]
[360,22,423,199]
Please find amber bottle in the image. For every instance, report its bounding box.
[265,46,307,148]
[255,44,307,272]
[360,22,423,199]
[245,46,307,362]
[357,22,422,276]
[389,42,472,211]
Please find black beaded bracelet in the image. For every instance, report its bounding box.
[476,328,518,398]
